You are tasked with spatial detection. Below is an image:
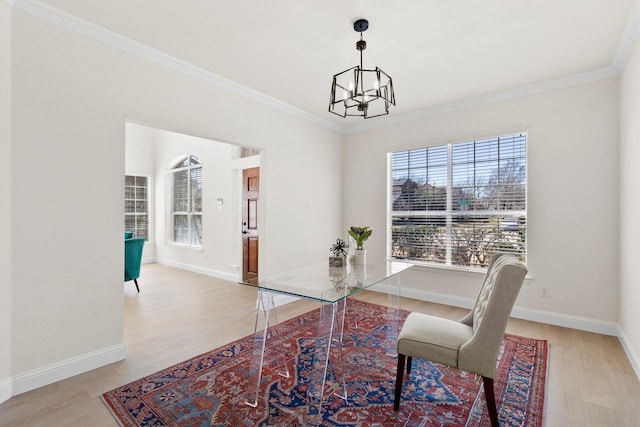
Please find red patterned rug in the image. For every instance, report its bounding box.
[102,299,547,426]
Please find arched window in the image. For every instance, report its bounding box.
[171,155,202,246]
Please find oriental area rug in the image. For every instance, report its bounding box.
[102,300,547,426]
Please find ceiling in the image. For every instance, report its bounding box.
[25,0,640,130]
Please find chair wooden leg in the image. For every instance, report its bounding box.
[394,354,406,411]
[406,356,413,374]
[482,376,500,427]
[134,279,140,293]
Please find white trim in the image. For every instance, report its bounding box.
[11,344,125,396]
[510,306,619,337]
[390,284,475,310]
[258,293,300,310]
[373,283,619,336]
[346,68,618,134]
[612,0,640,72]
[618,328,640,381]
[272,294,300,307]
[155,257,239,283]
[7,0,343,134]
[0,377,12,405]
[6,0,640,136]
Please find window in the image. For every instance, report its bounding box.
[171,155,203,246]
[389,133,526,269]
[124,175,148,240]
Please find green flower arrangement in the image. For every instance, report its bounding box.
[348,226,372,250]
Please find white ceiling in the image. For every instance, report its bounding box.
[24,0,640,130]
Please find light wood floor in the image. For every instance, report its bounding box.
[1,263,639,426]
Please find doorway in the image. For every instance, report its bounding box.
[125,122,261,283]
[242,167,259,283]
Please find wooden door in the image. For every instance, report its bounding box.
[242,167,259,283]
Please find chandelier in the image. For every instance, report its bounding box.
[329,19,395,119]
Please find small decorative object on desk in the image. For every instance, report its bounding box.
[329,238,349,267]
[348,226,372,265]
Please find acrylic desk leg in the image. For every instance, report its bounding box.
[385,274,402,356]
[332,298,348,400]
[305,301,337,425]
[336,298,347,343]
[244,290,289,407]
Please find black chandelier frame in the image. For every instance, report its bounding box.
[329,19,396,119]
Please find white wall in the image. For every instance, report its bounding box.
[5,0,635,402]
[619,35,640,374]
[11,16,127,384]
[0,2,13,401]
[345,79,620,328]
[6,8,343,397]
[154,128,238,280]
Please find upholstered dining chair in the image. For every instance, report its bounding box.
[394,254,527,427]
[124,237,145,292]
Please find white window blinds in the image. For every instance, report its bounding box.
[389,133,526,269]
[124,175,148,240]
[171,155,203,247]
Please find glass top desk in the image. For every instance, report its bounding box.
[241,260,412,425]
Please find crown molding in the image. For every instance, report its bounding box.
[613,0,640,72]
[347,0,640,134]
[345,67,619,134]
[6,0,640,136]
[6,0,344,134]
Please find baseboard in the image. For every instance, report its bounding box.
[617,328,640,381]
[11,344,126,396]
[510,306,619,336]
[373,284,620,336]
[393,285,475,311]
[153,258,298,313]
[155,258,239,283]
[0,377,11,404]
[271,294,300,307]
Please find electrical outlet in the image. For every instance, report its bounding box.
[540,287,550,297]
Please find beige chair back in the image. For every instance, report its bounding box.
[458,254,528,378]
